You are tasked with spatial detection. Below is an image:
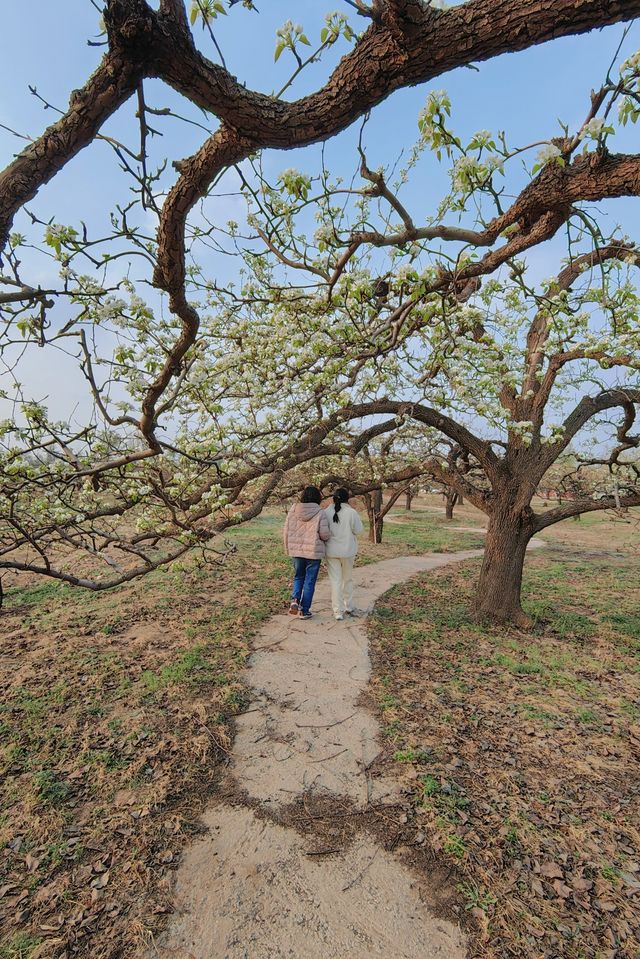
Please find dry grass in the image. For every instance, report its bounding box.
[0,516,294,959]
[368,541,640,958]
[0,502,479,959]
[2,500,637,958]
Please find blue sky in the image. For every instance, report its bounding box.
[1,1,638,422]
[2,2,637,227]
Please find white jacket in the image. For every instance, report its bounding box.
[324,502,363,558]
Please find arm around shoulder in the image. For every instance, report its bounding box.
[319,511,331,542]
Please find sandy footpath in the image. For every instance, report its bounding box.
[151,552,484,959]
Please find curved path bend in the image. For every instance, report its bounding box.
[155,549,500,959]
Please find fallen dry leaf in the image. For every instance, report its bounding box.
[595,899,617,913]
[552,880,572,899]
[24,853,40,873]
[90,871,110,890]
[539,861,563,880]
[571,876,593,892]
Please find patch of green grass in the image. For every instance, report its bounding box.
[604,612,640,642]
[372,605,395,621]
[553,612,597,640]
[222,687,246,710]
[620,700,640,720]
[504,824,521,854]
[457,881,498,912]
[398,625,425,658]
[601,864,621,883]
[381,719,401,739]
[140,645,213,692]
[420,774,441,798]
[383,518,482,555]
[42,839,70,869]
[0,934,42,959]
[494,653,543,676]
[517,704,562,727]
[12,688,51,719]
[107,718,123,736]
[379,692,399,711]
[575,708,598,725]
[444,834,466,858]
[550,673,598,698]
[394,748,418,763]
[420,604,471,629]
[5,580,61,609]
[420,775,470,831]
[83,747,130,771]
[32,769,72,806]
[395,745,436,764]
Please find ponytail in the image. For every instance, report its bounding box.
[332,487,350,523]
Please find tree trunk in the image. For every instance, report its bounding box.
[365,489,384,543]
[476,512,532,627]
[405,490,413,511]
[445,490,458,520]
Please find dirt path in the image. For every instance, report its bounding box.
[151,551,485,959]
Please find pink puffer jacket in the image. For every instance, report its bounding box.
[283,503,330,560]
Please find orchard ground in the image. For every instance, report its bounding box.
[0,497,638,959]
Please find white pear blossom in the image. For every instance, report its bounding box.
[579,117,605,140]
[536,143,562,166]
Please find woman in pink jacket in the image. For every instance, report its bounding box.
[283,486,331,619]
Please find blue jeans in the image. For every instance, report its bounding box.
[291,558,321,615]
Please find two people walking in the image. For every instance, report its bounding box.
[283,486,363,620]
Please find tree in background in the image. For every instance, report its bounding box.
[280,426,443,543]
[443,488,459,521]
[325,433,435,543]
[403,483,420,511]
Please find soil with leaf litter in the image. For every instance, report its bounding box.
[0,508,472,959]
[0,533,295,959]
[2,507,637,958]
[220,784,465,921]
[367,550,640,958]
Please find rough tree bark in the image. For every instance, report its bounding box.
[476,508,534,628]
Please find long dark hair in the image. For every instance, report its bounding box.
[332,487,349,523]
[301,485,322,505]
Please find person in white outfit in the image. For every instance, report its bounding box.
[324,488,364,621]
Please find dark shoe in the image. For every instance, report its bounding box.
[297,610,313,620]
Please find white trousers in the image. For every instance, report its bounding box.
[325,556,355,617]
